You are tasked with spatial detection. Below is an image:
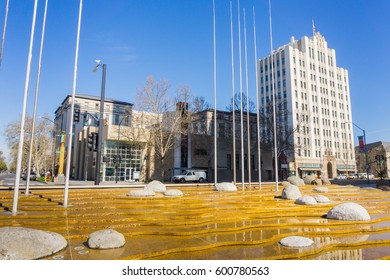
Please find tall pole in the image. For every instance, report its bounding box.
[26,0,49,195]
[95,63,106,185]
[243,8,251,188]
[229,0,236,185]
[269,0,278,191]
[0,0,9,68]
[12,0,38,215]
[213,0,217,186]
[238,0,245,190]
[64,0,83,207]
[253,6,262,189]
[363,129,370,185]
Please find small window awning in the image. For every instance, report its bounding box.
[298,167,321,171]
[337,168,355,171]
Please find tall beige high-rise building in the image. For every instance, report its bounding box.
[258,33,355,179]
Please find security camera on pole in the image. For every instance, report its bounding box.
[92,60,106,185]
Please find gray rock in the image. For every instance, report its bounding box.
[144,180,166,192]
[313,186,328,193]
[287,176,305,187]
[281,184,302,200]
[327,202,371,221]
[313,178,323,185]
[87,229,125,249]
[164,189,183,196]
[295,195,317,205]
[313,194,331,203]
[303,175,317,185]
[279,236,314,247]
[0,227,67,260]
[281,181,290,187]
[127,189,156,197]
[214,182,237,191]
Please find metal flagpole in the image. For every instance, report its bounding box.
[213,0,217,186]
[253,6,262,190]
[12,0,39,215]
[26,0,49,196]
[0,0,9,68]
[237,0,245,191]
[229,0,236,185]
[243,8,251,188]
[64,0,83,207]
[268,0,279,191]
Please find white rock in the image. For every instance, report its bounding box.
[287,176,305,186]
[164,189,183,197]
[144,180,166,192]
[87,229,125,249]
[303,175,317,185]
[313,186,328,193]
[214,182,237,191]
[127,189,156,197]
[281,184,302,200]
[0,227,67,260]
[295,195,317,205]
[313,194,331,203]
[327,202,370,221]
[279,236,314,247]
[313,178,323,186]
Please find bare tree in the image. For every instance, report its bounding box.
[226,92,256,113]
[259,99,310,159]
[193,96,211,113]
[4,114,53,175]
[0,150,7,171]
[133,76,191,180]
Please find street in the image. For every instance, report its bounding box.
[0,172,47,186]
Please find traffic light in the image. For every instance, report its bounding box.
[92,132,98,152]
[88,133,94,151]
[74,108,80,123]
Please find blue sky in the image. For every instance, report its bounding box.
[0,0,389,163]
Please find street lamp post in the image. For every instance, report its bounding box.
[346,122,370,185]
[116,115,129,183]
[93,60,106,186]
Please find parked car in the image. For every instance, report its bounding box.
[335,174,347,180]
[361,173,375,179]
[21,171,37,181]
[172,170,207,183]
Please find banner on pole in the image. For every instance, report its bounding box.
[358,136,365,152]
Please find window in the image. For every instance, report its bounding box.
[227,154,231,170]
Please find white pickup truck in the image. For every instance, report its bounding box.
[172,170,207,183]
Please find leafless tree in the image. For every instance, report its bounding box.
[259,99,310,159]
[226,92,256,113]
[132,76,192,180]
[4,114,54,175]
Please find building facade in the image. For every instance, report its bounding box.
[355,141,390,178]
[258,32,356,179]
[172,109,261,183]
[54,94,148,182]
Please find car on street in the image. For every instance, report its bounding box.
[21,171,37,181]
[335,174,347,180]
[361,173,375,180]
[172,170,207,183]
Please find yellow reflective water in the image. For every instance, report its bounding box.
[0,184,389,260]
